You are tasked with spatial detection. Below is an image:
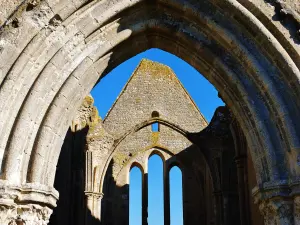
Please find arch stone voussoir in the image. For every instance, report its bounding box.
[0,0,300,224]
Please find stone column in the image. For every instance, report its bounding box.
[164,165,170,225]
[253,186,294,225]
[213,190,223,225]
[95,193,104,221]
[235,155,250,225]
[142,173,148,225]
[85,192,104,224]
[0,181,58,225]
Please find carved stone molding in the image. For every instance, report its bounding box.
[0,203,52,225]
[0,181,59,207]
[253,183,296,225]
[0,204,17,225]
[0,181,58,224]
[85,192,104,200]
[294,196,300,224]
[258,198,293,225]
[71,95,100,132]
[85,192,104,221]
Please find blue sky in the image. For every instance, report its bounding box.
[91,48,224,122]
[129,156,183,225]
[91,48,223,224]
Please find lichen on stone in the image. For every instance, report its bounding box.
[71,95,101,132]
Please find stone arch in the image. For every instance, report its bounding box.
[168,162,184,175]
[130,162,145,173]
[0,0,300,223]
[129,162,144,191]
[98,118,187,193]
[148,150,167,163]
[168,165,184,222]
[99,117,223,197]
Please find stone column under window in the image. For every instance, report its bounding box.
[235,155,250,225]
[142,172,148,225]
[164,164,170,225]
[85,192,104,223]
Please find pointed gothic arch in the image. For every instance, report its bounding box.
[0,0,300,224]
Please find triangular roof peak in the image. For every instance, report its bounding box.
[103,59,208,136]
[104,59,206,123]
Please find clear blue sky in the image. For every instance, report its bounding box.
[91,48,223,225]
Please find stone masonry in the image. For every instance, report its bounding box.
[0,0,300,224]
[50,60,263,225]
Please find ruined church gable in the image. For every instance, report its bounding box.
[103,59,208,138]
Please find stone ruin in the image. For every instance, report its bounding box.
[50,60,261,225]
[0,0,300,224]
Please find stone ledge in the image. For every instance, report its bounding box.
[0,180,59,208]
[252,181,290,203]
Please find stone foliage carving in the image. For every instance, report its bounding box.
[86,118,114,169]
[71,95,100,132]
[0,205,17,225]
[0,204,52,225]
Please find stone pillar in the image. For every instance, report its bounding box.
[95,193,104,221]
[235,155,250,225]
[0,182,58,225]
[85,192,104,224]
[142,173,148,225]
[164,165,170,225]
[213,190,223,225]
[230,119,250,225]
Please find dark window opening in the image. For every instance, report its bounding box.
[151,111,160,118]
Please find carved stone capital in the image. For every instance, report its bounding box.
[0,204,52,225]
[0,204,17,225]
[0,181,59,207]
[253,183,293,225]
[0,181,58,225]
[258,198,293,225]
[84,192,104,221]
[71,95,100,132]
[85,191,104,200]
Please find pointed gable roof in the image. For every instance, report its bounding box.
[103,59,208,137]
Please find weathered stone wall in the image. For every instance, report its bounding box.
[103,59,207,137]
[49,95,101,225]
[0,0,300,224]
[0,0,299,195]
[110,124,194,177]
